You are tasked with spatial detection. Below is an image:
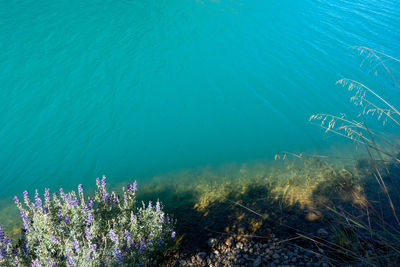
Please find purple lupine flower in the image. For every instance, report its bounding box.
[78,184,83,193]
[124,230,131,238]
[19,210,30,232]
[23,191,29,204]
[101,175,106,188]
[88,198,94,209]
[31,259,42,267]
[130,213,136,222]
[171,231,176,239]
[59,188,64,196]
[85,229,92,240]
[74,240,80,250]
[127,184,132,192]
[133,181,137,192]
[13,196,19,204]
[51,236,59,244]
[34,191,42,209]
[66,250,75,266]
[91,244,97,251]
[166,215,170,224]
[109,229,118,243]
[58,209,63,219]
[159,239,164,246]
[139,241,146,252]
[65,216,70,223]
[44,188,50,202]
[114,249,123,263]
[86,212,94,226]
[67,257,75,266]
[0,225,4,242]
[156,201,161,212]
[148,202,152,210]
[96,177,100,187]
[102,192,109,202]
[65,195,79,207]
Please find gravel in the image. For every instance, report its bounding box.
[172,234,331,267]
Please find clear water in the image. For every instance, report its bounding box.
[0,0,400,201]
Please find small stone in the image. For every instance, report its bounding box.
[224,237,234,247]
[272,253,280,259]
[198,252,207,259]
[208,238,218,247]
[317,228,329,237]
[253,256,262,267]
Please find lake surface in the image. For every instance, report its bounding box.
[0,0,400,201]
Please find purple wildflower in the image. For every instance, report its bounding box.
[127,184,132,192]
[34,191,42,209]
[64,195,78,206]
[102,192,109,202]
[59,188,64,196]
[109,229,118,243]
[114,249,123,263]
[101,175,106,188]
[74,240,80,250]
[65,216,70,223]
[148,202,152,210]
[166,215,170,224]
[85,229,92,240]
[92,244,97,251]
[67,257,75,266]
[133,181,137,192]
[0,225,4,242]
[51,236,59,244]
[31,259,42,267]
[66,250,75,266]
[88,198,94,209]
[171,231,176,239]
[124,230,131,238]
[156,201,161,212]
[86,212,94,226]
[19,210,30,232]
[13,196,19,204]
[23,191,29,204]
[44,188,50,202]
[139,241,146,252]
[130,213,136,222]
[58,209,63,219]
[78,184,83,194]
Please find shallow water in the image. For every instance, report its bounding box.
[0,0,400,203]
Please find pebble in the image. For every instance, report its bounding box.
[317,228,329,237]
[174,235,326,266]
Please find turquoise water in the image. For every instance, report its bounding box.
[0,0,400,200]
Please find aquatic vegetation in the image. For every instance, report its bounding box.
[0,177,177,266]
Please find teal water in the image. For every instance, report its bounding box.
[0,0,400,200]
